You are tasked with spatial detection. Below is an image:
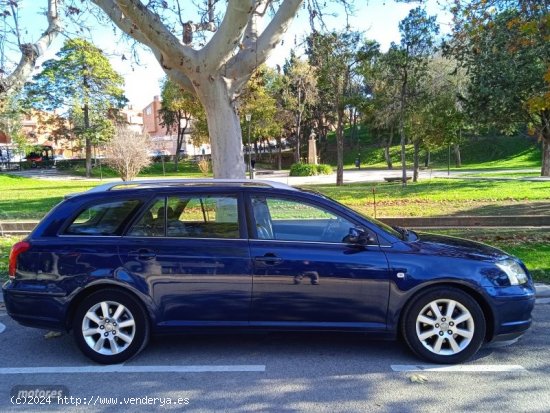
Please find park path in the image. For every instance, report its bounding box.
[5,166,547,184]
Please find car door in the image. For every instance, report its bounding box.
[248,194,390,329]
[118,191,252,326]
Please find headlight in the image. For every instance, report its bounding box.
[495,260,528,286]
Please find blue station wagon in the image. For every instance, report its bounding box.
[3,180,535,364]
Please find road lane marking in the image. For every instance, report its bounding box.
[536,298,550,305]
[0,322,5,334]
[0,365,266,375]
[391,364,526,372]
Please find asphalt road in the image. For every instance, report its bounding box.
[0,301,548,413]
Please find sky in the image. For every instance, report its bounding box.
[16,1,451,111]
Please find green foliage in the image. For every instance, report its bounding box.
[159,78,205,149]
[290,163,333,176]
[25,38,127,113]
[238,66,282,144]
[448,2,550,174]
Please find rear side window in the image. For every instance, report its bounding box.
[64,200,141,236]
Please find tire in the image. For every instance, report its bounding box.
[73,290,149,364]
[401,287,486,364]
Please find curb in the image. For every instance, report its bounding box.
[535,283,550,298]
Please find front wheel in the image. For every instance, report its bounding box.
[73,290,149,364]
[401,287,486,364]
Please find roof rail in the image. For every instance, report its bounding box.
[85,179,296,193]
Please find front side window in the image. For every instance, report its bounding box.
[65,200,141,236]
[127,195,240,239]
[251,196,355,243]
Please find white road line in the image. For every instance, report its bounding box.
[536,298,550,305]
[0,322,5,334]
[0,365,266,375]
[391,364,526,372]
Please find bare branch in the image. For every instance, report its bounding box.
[0,0,61,97]
[242,0,269,50]
[91,0,197,71]
[228,0,303,79]
[199,0,255,72]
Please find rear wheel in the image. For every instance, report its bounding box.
[73,290,149,364]
[402,287,486,364]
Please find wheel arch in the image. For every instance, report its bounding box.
[398,282,495,343]
[64,282,154,332]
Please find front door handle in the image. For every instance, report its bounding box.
[129,249,156,260]
[254,254,283,265]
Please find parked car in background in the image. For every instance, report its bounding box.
[3,180,535,364]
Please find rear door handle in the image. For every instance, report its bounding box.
[129,249,156,260]
[254,254,283,265]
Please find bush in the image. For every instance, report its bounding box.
[289,163,333,176]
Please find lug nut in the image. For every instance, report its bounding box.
[449,322,454,326]
[448,330,453,335]
[104,332,109,337]
[441,317,446,322]
[439,331,444,336]
[435,323,440,328]
[100,325,105,330]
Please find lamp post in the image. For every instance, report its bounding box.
[245,113,253,179]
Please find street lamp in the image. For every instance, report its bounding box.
[245,113,253,179]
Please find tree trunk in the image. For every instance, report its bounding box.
[385,127,394,170]
[453,144,462,168]
[413,141,419,182]
[174,116,188,173]
[336,107,345,186]
[294,111,302,163]
[277,136,282,170]
[542,135,550,177]
[399,120,407,186]
[541,110,550,176]
[196,79,245,179]
[424,149,431,167]
[83,103,92,178]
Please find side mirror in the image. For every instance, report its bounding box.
[347,227,377,245]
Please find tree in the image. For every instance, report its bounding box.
[282,54,318,163]
[448,1,550,175]
[89,0,307,178]
[0,0,61,99]
[159,78,204,172]
[307,31,365,185]
[238,66,282,162]
[24,38,127,177]
[106,126,152,181]
[386,7,439,185]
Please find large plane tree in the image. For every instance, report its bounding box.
[90,0,309,178]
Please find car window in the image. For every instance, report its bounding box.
[167,195,240,238]
[65,199,141,236]
[126,199,166,237]
[251,196,355,243]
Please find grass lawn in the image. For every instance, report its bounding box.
[1,175,549,220]
[0,175,95,220]
[308,178,550,217]
[67,159,208,179]
[338,134,541,171]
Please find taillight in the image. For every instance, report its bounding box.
[8,241,31,280]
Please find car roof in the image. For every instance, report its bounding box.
[84,179,298,194]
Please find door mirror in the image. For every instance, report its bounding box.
[347,227,377,246]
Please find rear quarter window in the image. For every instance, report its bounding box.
[64,199,142,236]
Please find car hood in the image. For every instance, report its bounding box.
[408,232,511,262]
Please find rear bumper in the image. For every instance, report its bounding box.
[2,282,67,330]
